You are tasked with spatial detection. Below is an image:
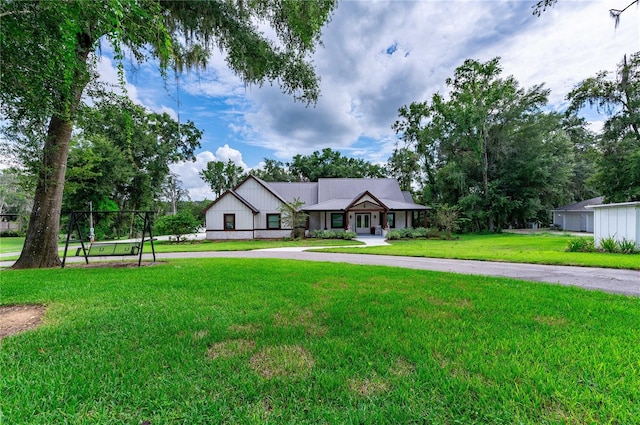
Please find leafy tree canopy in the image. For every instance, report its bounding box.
[0,0,336,268]
[251,159,297,182]
[64,95,202,214]
[392,57,575,231]
[567,52,640,203]
[289,148,387,182]
[200,160,247,197]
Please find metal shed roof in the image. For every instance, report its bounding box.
[554,196,603,212]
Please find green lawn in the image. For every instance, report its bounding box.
[145,237,361,253]
[2,259,639,424]
[0,237,25,254]
[319,232,640,270]
[0,237,360,261]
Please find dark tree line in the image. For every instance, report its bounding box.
[200,148,387,195]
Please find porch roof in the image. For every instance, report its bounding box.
[302,198,430,212]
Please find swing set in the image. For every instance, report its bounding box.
[61,210,156,268]
[59,72,185,268]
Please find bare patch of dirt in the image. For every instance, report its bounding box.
[534,315,570,327]
[273,309,328,337]
[389,357,416,377]
[249,345,315,379]
[348,374,390,397]
[0,304,46,339]
[206,339,256,360]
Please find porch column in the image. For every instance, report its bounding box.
[345,210,350,230]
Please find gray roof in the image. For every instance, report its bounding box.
[208,176,430,212]
[269,182,318,206]
[303,196,430,211]
[402,191,415,203]
[317,178,406,203]
[303,199,352,211]
[382,198,430,210]
[554,196,603,212]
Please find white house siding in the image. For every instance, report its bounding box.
[394,211,409,229]
[235,179,289,233]
[206,230,254,240]
[590,202,640,248]
[307,212,321,232]
[205,194,254,231]
[254,229,291,239]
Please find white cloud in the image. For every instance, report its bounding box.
[169,146,249,200]
[491,1,639,107]
[170,151,215,201]
[181,50,246,98]
[94,55,142,105]
[214,144,249,170]
[586,120,605,134]
[94,0,639,187]
[225,0,639,164]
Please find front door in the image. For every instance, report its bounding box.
[355,213,370,234]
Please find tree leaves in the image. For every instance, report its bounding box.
[393,57,573,230]
[567,52,640,202]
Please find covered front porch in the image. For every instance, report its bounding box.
[304,189,430,235]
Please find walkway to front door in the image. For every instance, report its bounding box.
[355,213,370,234]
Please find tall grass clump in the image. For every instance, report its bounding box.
[617,238,638,254]
[565,237,595,252]
[600,236,618,253]
[598,237,638,254]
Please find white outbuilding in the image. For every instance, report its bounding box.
[586,201,640,249]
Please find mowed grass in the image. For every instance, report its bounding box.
[145,237,361,253]
[2,259,639,424]
[0,237,25,254]
[321,233,640,269]
[0,237,360,262]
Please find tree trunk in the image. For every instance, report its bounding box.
[12,35,93,269]
[12,117,75,268]
[481,126,494,232]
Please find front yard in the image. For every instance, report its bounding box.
[2,258,639,423]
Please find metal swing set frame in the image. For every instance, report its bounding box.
[61,210,156,268]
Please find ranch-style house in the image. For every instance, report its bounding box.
[204,175,430,240]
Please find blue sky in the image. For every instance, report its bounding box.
[95,0,639,200]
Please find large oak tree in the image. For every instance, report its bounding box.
[1,0,336,268]
[392,58,574,231]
